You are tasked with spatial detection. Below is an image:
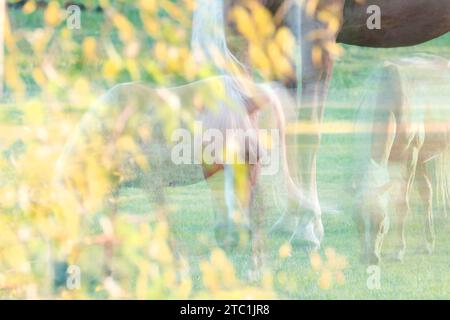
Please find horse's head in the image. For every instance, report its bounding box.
[353,159,392,265]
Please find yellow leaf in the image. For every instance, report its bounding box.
[311,45,323,67]
[317,10,340,34]
[183,0,195,11]
[140,0,157,13]
[266,41,282,62]
[116,135,138,153]
[249,2,275,38]
[103,59,121,81]
[82,37,97,62]
[23,0,37,14]
[249,44,272,78]
[275,27,295,56]
[44,1,61,26]
[166,47,182,73]
[230,6,256,42]
[126,59,140,80]
[160,0,186,22]
[307,29,330,41]
[73,77,91,99]
[5,58,26,96]
[306,0,319,17]
[149,239,173,265]
[262,272,273,290]
[200,261,219,291]
[112,13,135,43]
[153,42,168,62]
[0,187,16,208]
[318,270,332,289]
[4,10,15,51]
[310,251,322,271]
[177,278,192,299]
[32,68,46,87]
[323,41,344,58]
[278,243,292,258]
[275,55,293,79]
[142,15,159,35]
[325,247,336,264]
[335,271,345,285]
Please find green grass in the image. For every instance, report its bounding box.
[159,33,450,299]
[7,7,450,299]
[156,139,450,299]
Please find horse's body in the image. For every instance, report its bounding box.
[338,0,450,48]
[201,0,450,247]
[56,76,305,272]
[256,0,450,47]
[353,55,450,264]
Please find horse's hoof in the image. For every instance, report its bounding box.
[214,223,251,250]
[394,250,405,262]
[425,242,435,255]
[214,223,239,250]
[289,222,320,251]
[367,253,380,265]
[290,238,320,252]
[313,218,324,243]
[239,224,252,243]
[248,268,262,283]
[53,260,69,290]
[270,213,298,235]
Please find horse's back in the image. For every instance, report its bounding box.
[338,0,450,47]
[58,76,283,191]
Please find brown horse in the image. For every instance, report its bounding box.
[193,0,450,247]
[352,55,450,264]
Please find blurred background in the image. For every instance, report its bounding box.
[0,0,448,299]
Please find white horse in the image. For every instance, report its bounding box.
[55,75,313,273]
[191,0,323,248]
[353,55,450,264]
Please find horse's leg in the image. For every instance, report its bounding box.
[416,160,435,254]
[299,0,346,241]
[207,164,254,248]
[392,152,418,262]
[145,174,167,214]
[206,161,264,276]
[248,162,264,279]
[203,165,230,230]
[280,0,345,246]
[391,178,407,262]
[363,113,396,264]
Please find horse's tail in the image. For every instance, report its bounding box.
[191,0,244,74]
[191,0,249,107]
[264,85,315,211]
[434,146,450,218]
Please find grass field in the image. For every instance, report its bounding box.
[6,5,450,299]
[162,35,450,299]
[110,33,450,299]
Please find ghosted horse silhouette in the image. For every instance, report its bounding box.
[56,76,307,273]
[353,55,450,264]
[193,0,450,247]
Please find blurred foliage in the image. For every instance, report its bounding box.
[0,0,347,298]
